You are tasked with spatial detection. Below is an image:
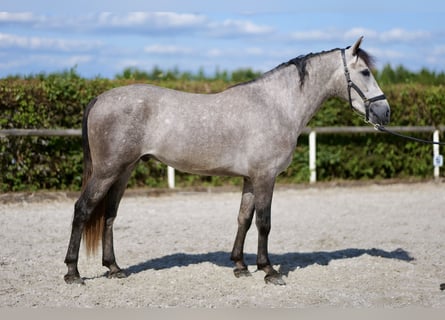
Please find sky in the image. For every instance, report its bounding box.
[1,0,445,78]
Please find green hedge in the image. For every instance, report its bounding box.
[1,72,444,192]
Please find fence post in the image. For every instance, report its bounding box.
[433,130,441,180]
[309,130,316,183]
[168,166,175,189]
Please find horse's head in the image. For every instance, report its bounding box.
[341,37,390,126]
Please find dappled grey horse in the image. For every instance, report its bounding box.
[64,37,390,285]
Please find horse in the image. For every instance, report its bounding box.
[64,37,390,285]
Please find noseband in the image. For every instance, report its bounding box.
[341,48,386,122]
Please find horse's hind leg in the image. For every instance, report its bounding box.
[102,168,133,279]
[231,178,255,277]
[64,175,117,284]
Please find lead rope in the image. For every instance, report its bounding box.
[373,124,445,145]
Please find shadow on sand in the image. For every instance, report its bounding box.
[124,247,414,277]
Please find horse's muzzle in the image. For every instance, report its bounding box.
[369,103,390,125]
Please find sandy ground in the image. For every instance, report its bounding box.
[0,182,444,308]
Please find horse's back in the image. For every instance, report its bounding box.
[86,84,250,175]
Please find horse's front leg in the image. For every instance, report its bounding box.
[253,177,285,285]
[231,178,255,277]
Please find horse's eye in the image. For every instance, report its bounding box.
[361,69,371,77]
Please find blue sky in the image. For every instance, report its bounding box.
[1,0,445,78]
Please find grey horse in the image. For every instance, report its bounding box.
[64,37,390,285]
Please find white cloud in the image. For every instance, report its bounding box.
[351,27,431,43]
[0,11,41,23]
[290,27,375,42]
[0,32,103,52]
[0,11,208,34]
[0,11,276,40]
[380,28,431,42]
[223,19,273,34]
[208,19,274,37]
[97,12,207,30]
[291,27,432,44]
[0,11,276,42]
[144,44,194,55]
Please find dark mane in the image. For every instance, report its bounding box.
[283,48,341,87]
[282,47,376,85]
[355,47,376,69]
[229,47,375,89]
[229,48,340,89]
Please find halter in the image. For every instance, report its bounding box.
[341,48,445,145]
[341,48,386,123]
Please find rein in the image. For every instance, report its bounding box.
[374,124,445,145]
[341,48,444,146]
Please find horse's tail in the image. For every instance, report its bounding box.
[81,98,105,256]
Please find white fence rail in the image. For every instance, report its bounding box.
[300,126,445,183]
[1,126,443,186]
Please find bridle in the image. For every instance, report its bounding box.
[341,48,386,123]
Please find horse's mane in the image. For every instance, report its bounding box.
[230,47,375,89]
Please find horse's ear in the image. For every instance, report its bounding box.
[352,36,364,56]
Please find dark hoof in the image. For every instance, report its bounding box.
[233,267,252,278]
[64,274,85,285]
[264,273,286,285]
[108,270,127,279]
[440,283,445,291]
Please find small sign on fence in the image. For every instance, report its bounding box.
[433,154,443,167]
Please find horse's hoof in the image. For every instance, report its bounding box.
[108,270,127,279]
[233,267,252,278]
[264,273,286,285]
[64,274,85,285]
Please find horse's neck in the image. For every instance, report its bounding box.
[285,51,342,128]
[252,51,342,129]
[302,52,341,102]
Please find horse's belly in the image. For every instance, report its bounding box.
[151,148,246,177]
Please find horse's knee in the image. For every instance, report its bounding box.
[238,214,254,230]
